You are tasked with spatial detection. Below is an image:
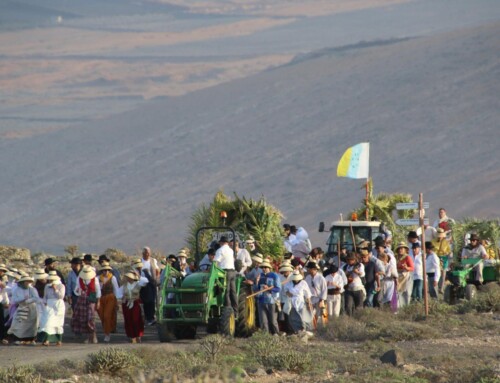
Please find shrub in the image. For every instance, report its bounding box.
[245,330,312,373]
[86,347,142,375]
[200,334,228,362]
[318,315,371,341]
[0,365,42,383]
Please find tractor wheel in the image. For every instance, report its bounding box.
[443,285,456,305]
[235,287,256,337]
[219,307,236,337]
[465,284,477,301]
[157,322,176,342]
[174,324,197,340]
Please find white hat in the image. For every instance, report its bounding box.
[290,271,303,282]
[0,264,8,272]
[245,235,255,244]
[251,253,263,263]
[132,259,143,269]
[260,260,272,269]
[99,261,112,271]
[80,265,96,281]
[18,275,34,283]
[124,271,139,281]
[279,264,293,273]
[34,269,49,280]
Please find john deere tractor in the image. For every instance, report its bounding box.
[444,258,500,304]
[156,226,256,341]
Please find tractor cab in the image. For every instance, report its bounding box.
[319,218,382,260]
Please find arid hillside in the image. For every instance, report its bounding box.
[0,2,499,253]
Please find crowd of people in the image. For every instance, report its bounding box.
[0,207,496,345]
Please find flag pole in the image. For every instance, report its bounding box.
[365,178,369,221]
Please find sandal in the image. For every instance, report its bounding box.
[56,341,62,347]
[1,339,8,345]
[42,341,49,347]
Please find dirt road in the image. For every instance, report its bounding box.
[0,312,197,368]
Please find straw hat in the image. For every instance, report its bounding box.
[395,242,409,252]
[251,254,263,263]
[177,251,187,258]
[18,270,29,278]
[132,258,143,269]
[47,274,61,283]
[290,271,303,282]
[124,271,139,281]
[33,268,49,280]
[260,260,272,269]
[279,264,294,273]
[281,259,292,267]
[0,264,8,272]
[80,265,96,280]
[245,235,255,244]
[99,261,112,271]
[437,228,446,238]
[18,275,34,284]
[6,271,19,280]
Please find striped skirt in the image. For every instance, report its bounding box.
[71,296,96,335]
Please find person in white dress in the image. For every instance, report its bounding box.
[37,274,65,346]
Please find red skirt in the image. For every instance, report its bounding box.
[122,300,144,339]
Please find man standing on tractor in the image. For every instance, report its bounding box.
[214,236,238,314]
[433,208,455,244]
[461,233,488,284]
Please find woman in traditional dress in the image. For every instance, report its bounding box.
[121,271,148,343]
[379,253,398,305]
[71,265,101,344]
[33,269,49,299]
[285,270,313,335]
[395,242,414,308]
[97,261,120,343]
[37,273,65,346]
[7,275,39,345]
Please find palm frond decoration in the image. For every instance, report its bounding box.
[186,190,285,260]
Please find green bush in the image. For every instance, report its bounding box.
[245,330,312,373]
[0,365,42,383]
[86,347,142,375]
[458,284,500,313]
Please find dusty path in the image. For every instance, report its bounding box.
[0,311,198,368]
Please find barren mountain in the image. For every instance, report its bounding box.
[0,5,499,253]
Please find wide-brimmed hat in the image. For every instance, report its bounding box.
[177,251,187,258]
[18,270,29,278]
[306,261,320,270]
[260,260,272,269]
[6,271,19,280]
[245,235,255,244]
[395,242,409,252]
[425,241,435,250]
[18,275,34,283]
[436,228,446,238]
[279,264,294,273]
[469,233,480,241]
[290,271,303,282]
[124,271,139,281]
[251,254,263,263]
[70,257,83,265]
[132,258,143,269]
[80,265,96,280]
[47,273,61,283]
[99,254,110,262]
[0,264,8,272]
[407,231,419,239]
[44,258,56,266]
[100,261,112,271]
[34,269,49,280]
[83,254,94,262]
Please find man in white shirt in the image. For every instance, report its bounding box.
[461,233,488,283]
[235,241,252,276]
[305,261,327,324]
[425,242,441,299]
[214,236,238,313]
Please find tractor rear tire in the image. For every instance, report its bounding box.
[174,324,197,340]
[219,307,236,337]
[443,285,456,305]
[465,284,477,301]
[157,322,176,342]
[235,287,256,337]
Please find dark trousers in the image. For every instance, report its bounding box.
[143,301,156,322]
[345,289,364,316]
[224,269,238,312]
[258,303,279,334]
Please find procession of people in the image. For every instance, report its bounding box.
[0,207,497,345]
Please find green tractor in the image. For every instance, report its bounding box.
[156,227,256,341]
[444,258,500,304]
